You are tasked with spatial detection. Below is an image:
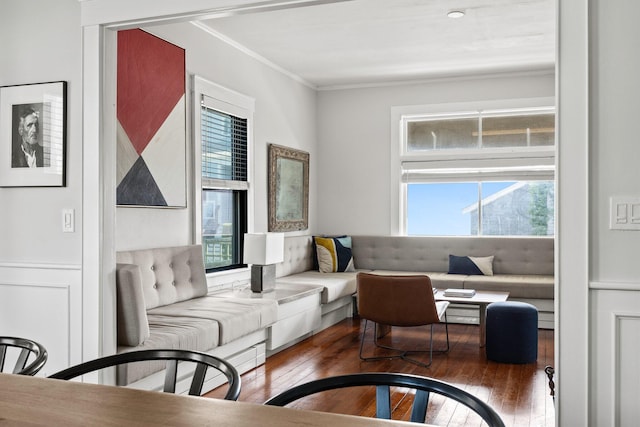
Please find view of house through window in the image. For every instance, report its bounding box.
[407,181,554,236]
[200,104,248,271]
[402,105,555,237]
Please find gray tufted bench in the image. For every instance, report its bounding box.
[275,235,554,329]
[115,245,277,391]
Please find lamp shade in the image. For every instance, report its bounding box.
[243,233,284,265]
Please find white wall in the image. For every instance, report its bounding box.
[316,73,555,235]
[589,0,640,282]
[589,0,640,424]
[0,0,84,376]
[0,0,83,264]
[115,21,317,250]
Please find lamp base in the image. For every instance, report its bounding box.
[250,264,276,293]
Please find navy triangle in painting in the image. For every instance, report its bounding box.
[117,157,167,206]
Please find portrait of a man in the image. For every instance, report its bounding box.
[11,103,48,168]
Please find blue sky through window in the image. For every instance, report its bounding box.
[407,182,513,235]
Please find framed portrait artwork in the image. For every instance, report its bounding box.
[0,81,67,187]
[268,143,309,232]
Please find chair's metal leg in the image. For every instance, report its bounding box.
[443,312,450,353]
[358,319,370,360]
[360,318,448,368]
[360,320,405,363]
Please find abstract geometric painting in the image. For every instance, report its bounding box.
[116,29,186,207]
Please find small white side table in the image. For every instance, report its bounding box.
[213,282,324,353]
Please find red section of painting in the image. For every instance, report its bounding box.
[117,29,185,155]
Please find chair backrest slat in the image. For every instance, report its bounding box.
[163,359,179,393]
[0,345,7,372]
[48,349,240,400]
[190,363,208,396]
[14,348,31,374]
[264,373,505,427]
[375,385,391,419]
[0,337,48,376]
[411,389,429,423]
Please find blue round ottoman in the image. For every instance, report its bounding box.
[486,301,538,364]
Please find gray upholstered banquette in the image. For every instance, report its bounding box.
[113,235,555,390]
[351,235,554,300]
[115,245,277,388]
[276,235,554,327]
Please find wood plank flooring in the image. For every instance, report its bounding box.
[205,317,555,426]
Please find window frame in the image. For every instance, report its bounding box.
[193,76,255,275]
[390,97,556,236]
[406,180,555,236]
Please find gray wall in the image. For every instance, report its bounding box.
[590,1,640,282]
[588,0,640,424]
[316,73,555,235]
[0,0,83,265]
[115,21,318,251]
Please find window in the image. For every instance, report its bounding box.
[194,77,254,272]
[407,181,554,236]
[406,111,555,151]
[395,101,555,237]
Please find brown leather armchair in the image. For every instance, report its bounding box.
[357,272,449,367]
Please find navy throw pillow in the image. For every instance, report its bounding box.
[448,254,494,276]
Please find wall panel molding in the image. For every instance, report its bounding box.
[590,280,640,291]
[0,263,82,377]
[590,287,640,425]
[0,262,81,270]
[612,312,640,426]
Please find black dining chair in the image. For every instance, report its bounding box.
[0,336,48,376]
[48,349,241,399]
[264,372,505,426]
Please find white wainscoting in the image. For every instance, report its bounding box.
[590,282,640,426]
[0,262,82,377]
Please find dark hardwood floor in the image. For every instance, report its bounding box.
[205,317,555,426]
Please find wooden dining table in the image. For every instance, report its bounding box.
[0,373,425,426]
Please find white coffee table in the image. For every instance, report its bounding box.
[435,290,509,347]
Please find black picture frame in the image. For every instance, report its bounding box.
[0,81,67,187]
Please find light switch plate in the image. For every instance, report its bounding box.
[62,208,75,233]
[610,197,640,230]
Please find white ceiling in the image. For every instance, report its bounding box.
[197,0,556,89]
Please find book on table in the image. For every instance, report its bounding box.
[443,288,476,298]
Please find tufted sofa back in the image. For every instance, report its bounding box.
[276,235,554,277]
[116,245,208,310]
[277,235,314,278]
[350,235,554,276]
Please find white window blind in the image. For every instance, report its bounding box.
[201,98,248,189]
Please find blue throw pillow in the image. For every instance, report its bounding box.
[314,236,355,273]
[448,254,494,276]
[312,235,347,271]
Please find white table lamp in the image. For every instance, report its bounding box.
[244,233,284,293]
